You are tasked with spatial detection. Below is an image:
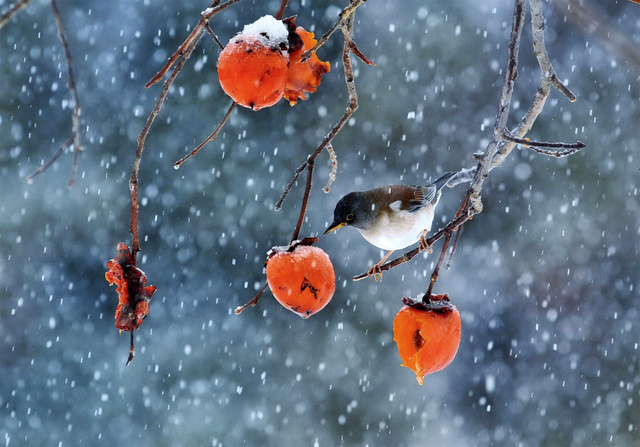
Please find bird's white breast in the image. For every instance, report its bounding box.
[358,204,435,251]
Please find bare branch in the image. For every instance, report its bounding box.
[0,0,31,29]
[51,0,82,186]
[130,35,197,264]
[26,0,83,186]
[276,1,364,211]
[354,0,584,282]
[26,136,73,184]
[502,131,585,157]
[174,101,236,168]
[145,0,243,88]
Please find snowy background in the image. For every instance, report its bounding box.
[1,0,639,446]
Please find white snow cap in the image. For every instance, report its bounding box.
[240,15,289,47]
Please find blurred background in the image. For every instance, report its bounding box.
[0,0,638,446]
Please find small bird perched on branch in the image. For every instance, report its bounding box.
[324,171,457,281]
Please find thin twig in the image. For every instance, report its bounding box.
[491,0,580,168]
[130,36,197,264]
[502,131,585,157]
[204,22,224,50]
[126,330,135,366]
[174,101,236,168]
[26,136,73,184]
[234,281,269,315]
[145,0,242,88]
[300,0,371,64]
[424,230,453,299]
[51,0,82,186]
[276,2,363,210]
[0,0,31,29]
[290,157,315,242]
[26,0,82,186]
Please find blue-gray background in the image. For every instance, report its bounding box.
[1,0,638,446]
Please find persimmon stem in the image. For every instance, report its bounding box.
[291,158,315,242]
[126,330,135,366]
[424,230,453,300]
[274,0,288,20]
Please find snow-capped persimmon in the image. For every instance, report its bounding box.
[217,15,330,110]
[393,294,461,385]
[266,240,335,318]
[284,25,331,106]
[217,15,290,110]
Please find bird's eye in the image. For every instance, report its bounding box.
[346,213,354,221]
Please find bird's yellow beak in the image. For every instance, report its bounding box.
[324,221,346,235]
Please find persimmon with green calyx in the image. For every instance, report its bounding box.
[393,294,461,384]
[266,237,335,318]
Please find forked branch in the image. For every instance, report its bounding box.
[354,0,584,283]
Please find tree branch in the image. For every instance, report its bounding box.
[354,0,584,283]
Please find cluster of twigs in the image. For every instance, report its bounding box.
[1,0,83,186]
[131,0,372,274]
[137,0,585,314]
[352,0,585,298]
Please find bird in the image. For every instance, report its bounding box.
[324,171,457,282]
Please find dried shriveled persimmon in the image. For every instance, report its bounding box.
[266,240,335,318]
[105,242,157,365]
[217,15,290,110]
[284,24,331,105]
[393,294,461,384]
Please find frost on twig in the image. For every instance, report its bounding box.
[323,143,338,193]
[354,0,585,283]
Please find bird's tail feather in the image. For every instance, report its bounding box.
[431,171,457,191]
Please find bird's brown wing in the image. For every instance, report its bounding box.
[403,185,437,212]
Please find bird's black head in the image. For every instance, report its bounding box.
[324,192,375,235]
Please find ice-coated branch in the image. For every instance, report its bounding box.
[354,0,585,282]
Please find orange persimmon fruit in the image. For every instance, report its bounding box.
[217,16,290,110]
[266,242,335,318]
[393,294,461,384]
[217,15,329,110]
